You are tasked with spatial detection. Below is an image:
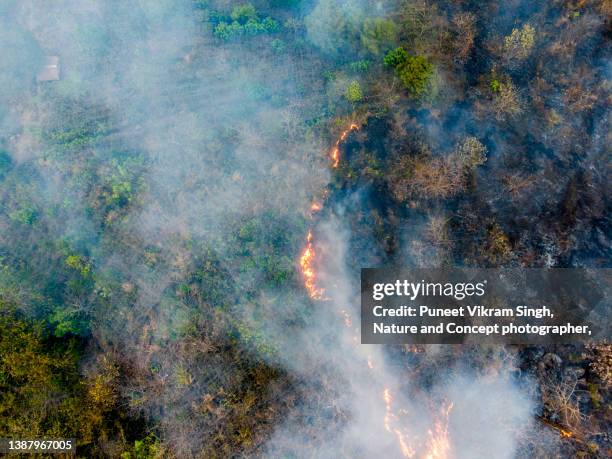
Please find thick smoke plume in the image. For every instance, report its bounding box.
[1,0,607,457]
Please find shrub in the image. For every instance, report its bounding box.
[244,18,263,35]
[410,157,463,198]
[483,223,512,265]
[65,254,91,277]
[587,343,612,386]
[121,434,161,459]
[0,304,128,450]
[387,154,464,201]
[214,21,240,40]
[490,79,501,93]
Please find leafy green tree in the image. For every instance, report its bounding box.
[0,304,129,453]
[231,3,257,24]
[121,434,162,459]
[360,18,397,55]
[213,9,278,41]
[348,60,370,73]
[8,205,38,226]
[396,54,434,98]
[345,80,363,103]
[261,17,280,32]
[383,47,408,68]
[214,21,243,40]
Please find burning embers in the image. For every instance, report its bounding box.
[330,123,359,168]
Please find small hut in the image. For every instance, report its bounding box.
[37,56,60,82]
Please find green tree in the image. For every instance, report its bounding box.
[231,3,257,24]
[361,18,397,55]
[383,47,408,68]
[348,60,370,73]
[396,54,434,98]
[345,80,363,103]
[0,303,127,452]
[121,434,161,459]
[214,21,243,40]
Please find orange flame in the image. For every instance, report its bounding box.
[560,429,573,438]
[384,388,455,458]
[299,231,324,299]
[424,403,453,459]
[330,123,359,168]
[303,120,458,459]
[310,201,322,212]
[384,388,416,457]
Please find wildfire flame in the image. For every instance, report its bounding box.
[384,388,416,457]
[300,120,458,459]
[299,231,325,299]
[536,415,577,442]
[299,227,455,458]
[330,123,359,168]
[310,201,322,212]
[383,387,455,458]
[424,403,453,459]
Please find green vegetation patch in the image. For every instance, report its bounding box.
[384,47,434,98]
[212,3,280,41]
